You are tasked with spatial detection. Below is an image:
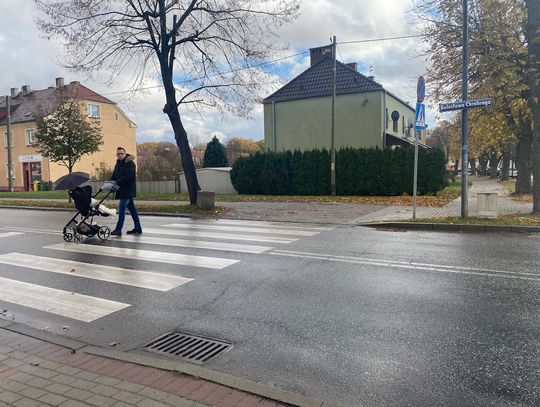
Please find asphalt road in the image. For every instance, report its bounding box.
[0,208,539,407]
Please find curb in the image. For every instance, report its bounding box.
[360,221,540,233]
[0,320,336,407]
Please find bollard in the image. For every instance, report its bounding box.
[477,192,497,218]
[197,190,215,210]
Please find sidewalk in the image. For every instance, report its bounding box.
[0,322,329,407]
[350,177,532,224]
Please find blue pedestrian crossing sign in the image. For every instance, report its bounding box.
[415,102,426,130]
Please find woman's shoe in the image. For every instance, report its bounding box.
[126,228,142,235]
[111,229,122,236]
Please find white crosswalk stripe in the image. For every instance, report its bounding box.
[0,253,192,291]
[44,243,238,269]
[165,223,319,236]
[140,227,299,244]
[0,232,24,238]
[0,276,129,322]
[119,234,271,253]
[164,218,333,231]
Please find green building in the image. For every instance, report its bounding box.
[263,45,417,152]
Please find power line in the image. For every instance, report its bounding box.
[339,34,423,45]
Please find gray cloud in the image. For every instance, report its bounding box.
[1,0,434,145]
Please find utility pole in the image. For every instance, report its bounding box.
[6,95,13,192]
[461,0,469,217]
[330,35,337,196]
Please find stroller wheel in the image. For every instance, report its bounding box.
[63,232,73,242]
[98,226,111,241]
[73,234,84,244]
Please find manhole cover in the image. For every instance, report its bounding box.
[143,332,232,363]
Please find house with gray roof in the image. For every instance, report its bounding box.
[263,44,417,152]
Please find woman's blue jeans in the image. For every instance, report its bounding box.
[115,198,141,232]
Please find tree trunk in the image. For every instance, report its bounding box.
[454,159,460,176]
[500,151,510,181]
[527,0,540,212]
[158,25,200,205]
[469,158,477,175]
[478,154,488,176]
[488,152,500,179]
[515,121,533,193]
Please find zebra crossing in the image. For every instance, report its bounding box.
[0,219,332,323]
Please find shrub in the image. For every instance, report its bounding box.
[230,146,447,195]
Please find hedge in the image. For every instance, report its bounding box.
[230,147,448,196]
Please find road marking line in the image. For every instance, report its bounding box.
[270,249,540,282]
[141,227,297,244]
[164,223,319,236]
[0,276,129,322]
[44,243,238,269]
[0,232,24,238]
[0,253,192,291]
[120,235,271,254]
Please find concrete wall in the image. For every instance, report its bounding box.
[0,102,136,191]
[179,167,237,194]
[264,91,383,152]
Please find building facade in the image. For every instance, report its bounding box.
[263,45,420,153]
[0,78,136,191]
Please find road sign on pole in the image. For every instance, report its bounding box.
[415,102,426,130]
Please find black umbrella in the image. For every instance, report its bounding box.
[53,172,90,190]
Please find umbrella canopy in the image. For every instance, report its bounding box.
[53,172,90,190]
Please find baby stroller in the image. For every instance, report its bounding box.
[63,180,118,243]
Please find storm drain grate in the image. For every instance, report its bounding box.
[143,332,232,363]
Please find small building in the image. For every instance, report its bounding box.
[263,44,419,152]
[0,78,136,191]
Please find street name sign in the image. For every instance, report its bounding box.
[439,98,493,112]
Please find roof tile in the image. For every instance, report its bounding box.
[264,57,383,103]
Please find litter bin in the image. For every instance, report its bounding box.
[477,192,497,218]
[39,181,49,191]
[32,180,40,192]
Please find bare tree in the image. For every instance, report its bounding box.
[34,0,300,204]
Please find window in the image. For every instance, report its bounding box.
[88,104,100,118]
[385,108,389,129]
[5,163,14,180]
[114,112,119,121]
[3,132,13,149]
[393,117,398,132]
[25,129,36,146]
[402,117,405,134]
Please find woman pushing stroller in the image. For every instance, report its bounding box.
[110,147,142,236]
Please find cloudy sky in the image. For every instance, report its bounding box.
[0,0,435,146]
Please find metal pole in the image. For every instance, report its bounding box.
[6,96,13,192]
[330,35,337,196]
[461,0,469,217]
[413,129,419,219]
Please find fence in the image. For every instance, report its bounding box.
[84,180,179,194]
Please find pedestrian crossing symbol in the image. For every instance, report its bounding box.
[415,102,426,130]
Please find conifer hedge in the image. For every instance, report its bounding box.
[230,147,447,195]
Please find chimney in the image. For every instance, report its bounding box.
[21,85,30,95]
[10,88,18,98]
[55,77,65,89]
[70,81,80,86]
[346,62,358,71]
[309,44,334,66]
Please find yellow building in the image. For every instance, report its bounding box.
[0,78,136,191]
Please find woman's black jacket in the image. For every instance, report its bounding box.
[111,154,137,199]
